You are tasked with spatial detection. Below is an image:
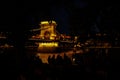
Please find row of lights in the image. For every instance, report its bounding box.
[38,42,58,47]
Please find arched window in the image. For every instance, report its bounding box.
[44,31,51,39]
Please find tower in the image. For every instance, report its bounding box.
[39,20,57,40]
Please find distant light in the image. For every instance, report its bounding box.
[73,58,75,62]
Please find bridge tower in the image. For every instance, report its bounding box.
[39,20,57,40]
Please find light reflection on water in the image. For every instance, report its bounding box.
[35,49,84,64]
[28,47,111,64]
[1,46,111,64]
[36,52,71,64]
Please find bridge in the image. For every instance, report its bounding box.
[29,20,71,40]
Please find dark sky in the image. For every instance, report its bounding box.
[0,0,120,35]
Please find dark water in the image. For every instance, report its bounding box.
[0,47,120,80]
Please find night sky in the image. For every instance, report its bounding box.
[0,0,120,35]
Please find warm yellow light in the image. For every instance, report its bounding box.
[38,42,58,47]
[50,33,56,40]
[41,21,49,24]
[50,36,55,40]
[51,33,55,36]
[50,21,56,24]
[40,20,56,25]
